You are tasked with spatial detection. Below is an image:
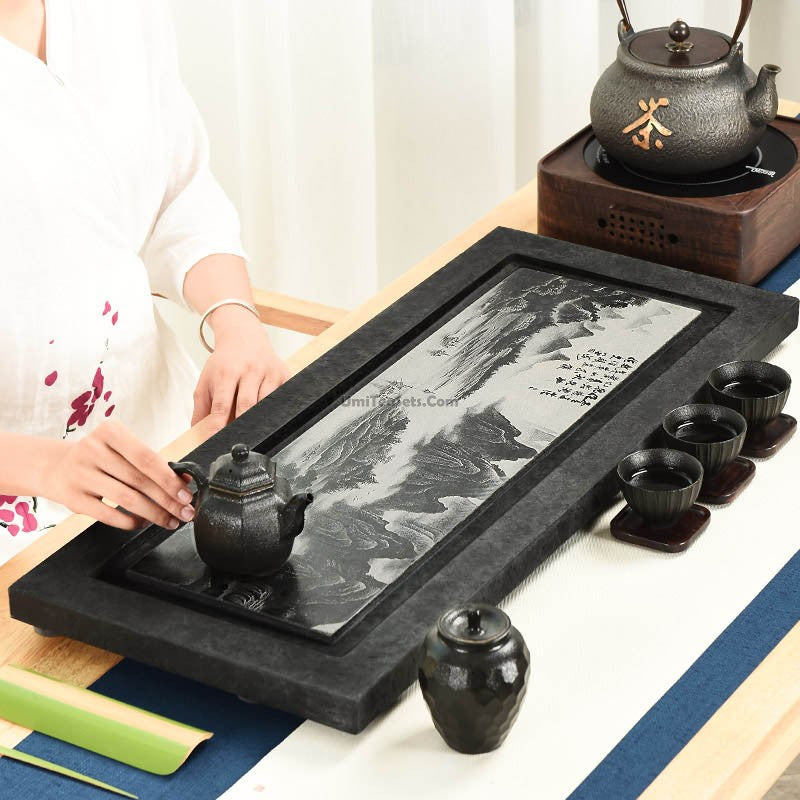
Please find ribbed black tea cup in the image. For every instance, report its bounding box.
[662,403,747,477]
[706,360,790,427]
[617,448,703,525]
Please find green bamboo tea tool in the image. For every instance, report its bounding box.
[0,664,213,774]
[0,744,138,798]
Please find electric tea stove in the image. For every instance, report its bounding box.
[538,116,800,284]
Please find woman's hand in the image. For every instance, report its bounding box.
[191,305,289,431]
[40,421,196,531]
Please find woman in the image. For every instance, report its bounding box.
[0,0,288,564]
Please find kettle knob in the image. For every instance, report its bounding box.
[231,443,250,463]
[668,19,691,43]
[667,18,693,52]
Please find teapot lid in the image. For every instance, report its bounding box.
[628,20,731,67]
[209,443,275,495]
[437,604,511,648]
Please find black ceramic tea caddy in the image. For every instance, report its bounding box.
[419,604,530,754]
[707,361,795,458]
[169,444,313,577]
[610,448,709,553]
[662,403,754,504]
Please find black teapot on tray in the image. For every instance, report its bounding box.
[591,0,780,174]
[169,444,313,577]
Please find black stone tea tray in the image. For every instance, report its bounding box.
[9,229,798,733]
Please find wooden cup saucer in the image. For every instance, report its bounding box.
[610,504,711,553]
[698,456,755,504]
[741,413,797,458]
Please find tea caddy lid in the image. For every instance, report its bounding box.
[209,443,275,494]
[437,604,511,648]
[617,0,752,67]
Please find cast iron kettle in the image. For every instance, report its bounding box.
[590,0,780,174]
[168,444,313,577]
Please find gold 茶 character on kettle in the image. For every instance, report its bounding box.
[622,97,673,151]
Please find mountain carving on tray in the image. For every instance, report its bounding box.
[282,381,410,495]
[424,276,649,400]
[130,267,699,638]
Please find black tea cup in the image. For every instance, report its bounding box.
[617,447,703,525]
[662,403,754,504]
[612,448,709,553]
[706,361,795,458]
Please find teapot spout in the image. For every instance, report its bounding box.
[746,64,781,127]
[280,492,313,540]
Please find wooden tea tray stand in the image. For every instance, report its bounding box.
[1,98,799,799]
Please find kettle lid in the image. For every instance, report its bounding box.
[618,0,753,67]
[209,443,275,494]
[628,20,731,67]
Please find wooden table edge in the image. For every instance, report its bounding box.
[1,102,798,797]
[640,621,800,800]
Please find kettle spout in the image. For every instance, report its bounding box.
[280,492,313,540]
[746,64,781,126]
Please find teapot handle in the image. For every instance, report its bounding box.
[167,460,209,500]
[616,0,752,44]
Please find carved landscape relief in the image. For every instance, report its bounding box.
[132,267,700,638]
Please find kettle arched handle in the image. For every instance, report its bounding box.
[616,0,633,36]
[616,0,752,45]
[730,0,752,45]
[168,460,209,502]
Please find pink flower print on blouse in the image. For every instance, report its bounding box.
[103,301,119,326]
[92,365,104,401]
[66,367,108,431]
[52,304,119,436]
[15,501,38,532]
[68,388,94,429]
[0,495,38,537]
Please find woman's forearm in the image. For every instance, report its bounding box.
[181,253,260,336]
[180,252,288,427]
[0,432,67,497]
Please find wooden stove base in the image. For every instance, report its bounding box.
[537,117,800,285]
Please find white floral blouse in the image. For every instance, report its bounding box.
[0,0,245,565]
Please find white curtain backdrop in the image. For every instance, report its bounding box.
[163,0,791,363]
